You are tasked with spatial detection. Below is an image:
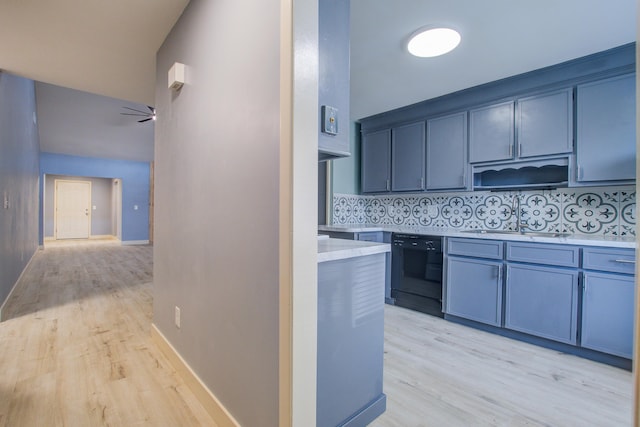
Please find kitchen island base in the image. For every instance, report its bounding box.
[318,240,389,427]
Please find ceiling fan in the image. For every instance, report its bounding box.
[121,105,156,123]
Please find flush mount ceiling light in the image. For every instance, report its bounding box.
[407,27,461,58]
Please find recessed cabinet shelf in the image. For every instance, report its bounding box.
[472,158,569,190]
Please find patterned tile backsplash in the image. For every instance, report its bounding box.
[332,186,636,237]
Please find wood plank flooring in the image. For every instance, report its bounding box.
[372,305,633,427]
[0,243,217,426]
[0,242,633,426]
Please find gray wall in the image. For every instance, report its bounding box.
[44,175,114,237]
[153,1,280,426]
[0,72,40,306]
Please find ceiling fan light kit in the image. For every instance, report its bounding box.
[407,26,461,58]
[120,105,156,123]
[168,62,185,90]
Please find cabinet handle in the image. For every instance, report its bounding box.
[420,177,424,188]
[518,143,522,157]
[386,179,390,191]
[577,165,583,180]
[509,145,513,157]
[497,265,502,282]
[614,259,636,264]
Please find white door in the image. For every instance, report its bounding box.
[55,180,91,239]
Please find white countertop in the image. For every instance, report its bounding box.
[318,224,636,249]
[318,237,390,263]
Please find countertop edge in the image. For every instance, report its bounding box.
[319,225,636,249]
[318,238,391,263]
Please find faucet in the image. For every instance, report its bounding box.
[511,194,528,233]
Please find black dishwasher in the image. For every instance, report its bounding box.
[391,234,444,317]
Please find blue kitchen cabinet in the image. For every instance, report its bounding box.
[361,129,391,193]
[469,101,515,163]
[505,242,579,345]
[426,112,468,190]
[505,264,579,344]
[317,252,386,427]
[581,273,635,359]
[318,0,351,160]
[470,90,573,165]
[517,89,573,158]
[445,238,504,326]
[581,247,635,359]
[391,122,425,192]
[576,73,636,183]
[446,257,503,326]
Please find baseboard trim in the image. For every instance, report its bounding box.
[0,248,38,322]
[150,324,240,427]
[121,240,150,246]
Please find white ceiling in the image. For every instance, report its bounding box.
[35,82,155,162]
[0,0,636,161]
[350,0,637,120]
[0,0,189,106]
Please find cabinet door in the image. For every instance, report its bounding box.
[361,129,391,193]
[469,101,514,163]
[576,74,636,182]
[426,112,467,190]
[391,122,425,191]
[445,257,503,326]
[505,264,578,344]
[517,89,573,158]
[581,272,634,358]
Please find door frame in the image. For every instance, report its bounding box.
[54,179,92,240]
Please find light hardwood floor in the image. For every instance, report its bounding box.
[1,243,632,426]
[372,305,633,427]
[0,243,217,426]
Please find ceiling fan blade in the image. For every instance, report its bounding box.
[138,117,153,123]
[121,112,149,117]
[122,106,151,114]
[147,105,155,113]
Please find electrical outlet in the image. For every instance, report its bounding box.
[3,191,8,210]
[175,306,181,328]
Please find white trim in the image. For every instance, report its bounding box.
[120,240,149,246]
[89,234,118,240]
[150,324,240,427]
[0,248,38,321]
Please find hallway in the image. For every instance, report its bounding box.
[0,243,216,426]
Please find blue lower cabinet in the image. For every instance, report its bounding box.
[317,253,386,427]
[446,257,503,326]
[505,264,579,345]
[581,272,635,359]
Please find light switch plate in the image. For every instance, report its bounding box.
[321,105,338,135]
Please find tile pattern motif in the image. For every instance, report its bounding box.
[333,186,636,237]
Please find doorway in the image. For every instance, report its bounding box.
[54,180,91,239]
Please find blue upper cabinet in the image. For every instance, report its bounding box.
[469,101,514,163]
[426,112,468,190]
[469,89,573,164]
[391,122,425,192]
[361,129,391,193]
[517,89,573,158]
[576,73,636,183]
[318,0,350,161]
